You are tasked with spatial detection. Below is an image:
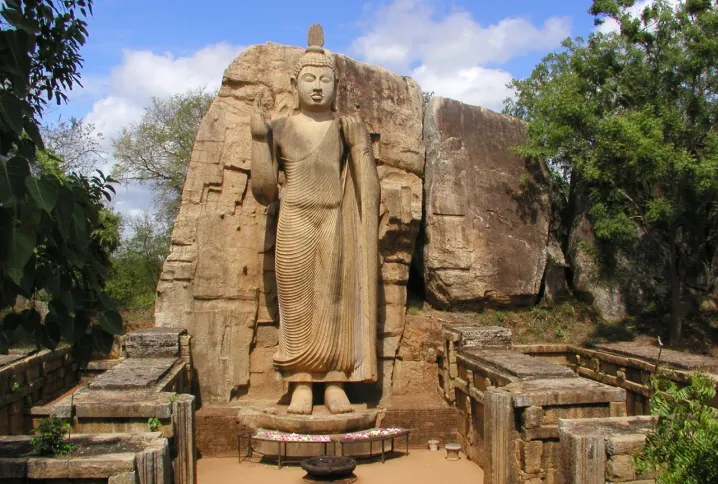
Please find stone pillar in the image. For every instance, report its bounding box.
[136,437,172,484]
[171,395,196,484]
[484,388,515,484]
[559,428,605,484]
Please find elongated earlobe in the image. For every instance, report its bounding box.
[291,76,299,113]
[331,78,338,112]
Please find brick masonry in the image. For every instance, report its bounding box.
[381,406,458,448]
[194,405,458,458]
[195,406,246,458]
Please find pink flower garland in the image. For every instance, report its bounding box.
[253,430,331,442]
[342,428,405,440]
[252,427,406,442]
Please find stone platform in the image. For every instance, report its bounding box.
[237,403,380,434]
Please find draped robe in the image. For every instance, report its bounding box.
[269,115,378,383]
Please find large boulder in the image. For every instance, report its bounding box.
[422,97,550,308]
[568,213,628,322]
[154,43,424,403]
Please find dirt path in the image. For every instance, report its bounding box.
[198,449,484,484]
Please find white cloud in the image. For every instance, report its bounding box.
[595,0,682,33]
[79,43,245,217]
[414,65,514,111]
[351,0,571,109]
[86,43,244,143]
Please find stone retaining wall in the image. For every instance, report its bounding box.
[484,379,626,484]
[515,343,718,414]
[448,344,626,484]
[0,432,172,484]
[438,325,512,404]
[0,347,79,435]
[559,416,657,484]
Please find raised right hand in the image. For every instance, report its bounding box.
[250,94,270,140]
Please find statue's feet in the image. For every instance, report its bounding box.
[325,383,354,414]
[287,383,313,415]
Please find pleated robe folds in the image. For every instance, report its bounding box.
[270,117,378,383]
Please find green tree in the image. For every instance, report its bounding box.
[504,0,718,342]
[112,88,213,224]
[0,0,122,354]
[636,372,718,483]
[106,212,169,310]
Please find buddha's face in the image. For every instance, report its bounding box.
[294,65,335,112]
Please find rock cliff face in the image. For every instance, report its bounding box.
[568,213,628,323]
[422,97,550,309]
[154,43,424,403]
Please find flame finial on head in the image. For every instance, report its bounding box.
[294,23,336,78]
[307,24,324,51]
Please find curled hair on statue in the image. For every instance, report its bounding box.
[291,24,338,113]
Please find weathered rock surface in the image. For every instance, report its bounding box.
[422,97,549,309]
[568,213,628,322]
[542,235,570,303]
[155,43,424,403]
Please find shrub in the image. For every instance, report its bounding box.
[636,372,718,484]
[31,418,76,455]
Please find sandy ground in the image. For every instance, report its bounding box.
[198,449,484,484]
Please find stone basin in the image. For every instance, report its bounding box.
[301,456,357,483]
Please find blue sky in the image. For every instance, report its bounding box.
[48,0,638,219]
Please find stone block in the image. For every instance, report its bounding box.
[507,378,626,408]
[606,454,636,481]
[249,347,277,374]
[0,458,26,478]
[66,454,136,478]
[606,434,647,456]
[521,406,543,430]
[458,348,576,386]
[254,325,278,348]
[88,358,177,391]
[124,328,187,358]
[27,458,69,479]
[377,334,401,359]
[108,471,137,484]
[521,441,543,474]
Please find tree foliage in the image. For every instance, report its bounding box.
[636,371,718,483]
[106,212,169,310]
[112,88,213,224]
[505,0,718,341]
[1,0,122,355]
[40,116,104,175]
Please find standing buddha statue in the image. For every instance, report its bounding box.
[250,24,380,415]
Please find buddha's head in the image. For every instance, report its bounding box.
[292,24,337,113]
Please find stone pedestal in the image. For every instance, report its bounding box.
[237,404,380,435]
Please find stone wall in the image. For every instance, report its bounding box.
[0,347,79,435]
[423,97,550,309]
[515,343,718,414]
[483,379,626,484]
[381,406,458,449]
[154,43,424,404]
[559,416,657,484]
[30,330,197,484]
[0,433,172,484]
